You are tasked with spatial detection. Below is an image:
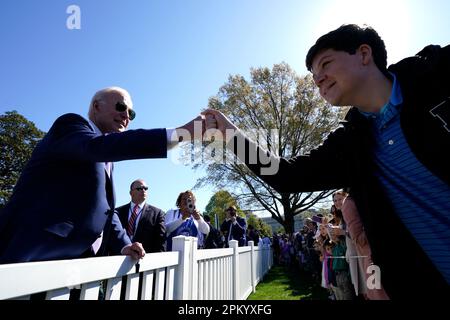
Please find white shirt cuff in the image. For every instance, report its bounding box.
[166,128,179,150]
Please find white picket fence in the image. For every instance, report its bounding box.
[0,236,273,300]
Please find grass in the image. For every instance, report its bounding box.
[247,264,329,300]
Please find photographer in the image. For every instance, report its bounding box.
[220,206,247,247]
[164,190,209,251]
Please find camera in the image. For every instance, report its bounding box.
[186,197,195,214]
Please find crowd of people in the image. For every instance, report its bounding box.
[271,190,390,300]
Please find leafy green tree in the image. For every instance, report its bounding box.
[246,213,272,237]
[0,111,45,207]
[194,63,346,233]
[275,226,285,235]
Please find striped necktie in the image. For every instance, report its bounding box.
[127,204,140,237]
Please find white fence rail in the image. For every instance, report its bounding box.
[0,237,272,300]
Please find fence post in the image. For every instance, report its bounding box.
[229,240,239,300]
[173,236,192,300]
[248,240,256,293]
[260,242,264,278]
[190,237,198,300]
[267,243,271,273]
[263,243,268,275]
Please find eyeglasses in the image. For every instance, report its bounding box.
[115,102,136,121]
[134,186,148,191]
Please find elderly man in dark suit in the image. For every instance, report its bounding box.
[0,86,206,263]
[115,179,166,253]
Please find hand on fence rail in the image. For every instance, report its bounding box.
[121,242,146,260]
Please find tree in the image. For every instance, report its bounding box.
[246,213,272,238]
[275,226,285,234]
[193,63,347,233]
[0,111,45,207]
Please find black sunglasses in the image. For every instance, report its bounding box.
[134,186,148,191]
[115,102,136,121]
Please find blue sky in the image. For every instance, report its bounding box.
[1,0,449,214]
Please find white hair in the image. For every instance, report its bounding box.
[88,86,131,120]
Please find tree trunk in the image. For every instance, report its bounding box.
[282,213,295,234]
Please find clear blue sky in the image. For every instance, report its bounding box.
[1,0,449,214]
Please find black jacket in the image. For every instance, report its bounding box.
[235,45,450,299]
[220,217,247,247]
[115,203,166,253]
[204,224,224,249]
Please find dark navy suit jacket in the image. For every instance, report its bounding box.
[220,216,247,247]
[0,113,167,263]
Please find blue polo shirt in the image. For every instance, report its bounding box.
[360,74,450,284]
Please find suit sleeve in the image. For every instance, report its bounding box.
[104,211,132,255]
[44,113,167,163]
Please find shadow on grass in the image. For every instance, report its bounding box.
[248,264,329,300]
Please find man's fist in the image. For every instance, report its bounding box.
[201,109,238,142]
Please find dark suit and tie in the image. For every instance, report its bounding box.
[116,202,166,253]
[0,87,173,263]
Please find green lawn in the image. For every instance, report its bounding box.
[247,265,329,300]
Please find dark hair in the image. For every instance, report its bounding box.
[204,214,211,222]
[306,24,388,75]
[330,205,337,214]
[334,209,343,220]
[175,190,195,208]
[323,238,335,249]
[226,206,237,217]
